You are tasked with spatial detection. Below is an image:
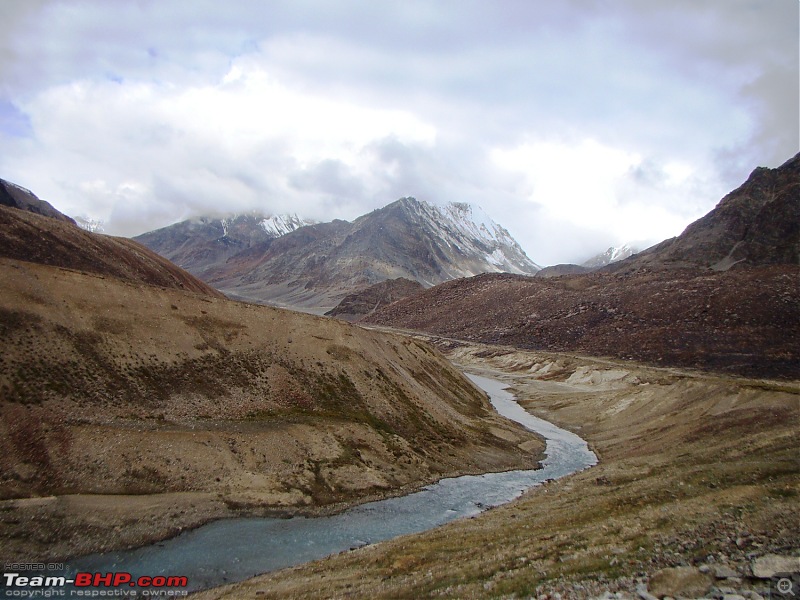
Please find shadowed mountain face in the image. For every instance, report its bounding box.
[325,277,425,321]
[609,152,800,272]
[133,213,315,279]
[365,155,800,379]
[137,197,541,310]
[0,178,76,225]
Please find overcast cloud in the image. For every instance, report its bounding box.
[0,0,797,265]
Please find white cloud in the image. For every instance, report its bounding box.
[0,0,796,265]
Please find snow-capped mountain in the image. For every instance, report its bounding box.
[136,197,540,309]
[258,214,312,238]
[395,198,542,279]
[134,212,314,279]
[189,196,541,309]
[582,244,638,269]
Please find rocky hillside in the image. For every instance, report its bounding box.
[0,256,540,561]
[365,155,800,378]
[0,178,76,225]
[535,263,591,278]
[325,277,424,321]
[134,213,315,279]
[610,152,800,272]
[139,197,540,310]
[0,203,224,298]
[363,267,799,378]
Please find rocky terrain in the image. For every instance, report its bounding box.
[196,341,799,600]
[363,266,799,379]
[325,277,424,321]
[609,152,799,272]
[0,178,76,225]
[138,197,540,311]
[364,155,800,380]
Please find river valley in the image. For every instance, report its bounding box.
[38,374,595,594]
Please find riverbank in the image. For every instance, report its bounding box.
[52,375,589,593]
[0,259,546,565]
[195,341,799,599]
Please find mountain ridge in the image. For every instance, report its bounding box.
[363,154,800,378]
[607,152,800,272]
[138,197,541,310]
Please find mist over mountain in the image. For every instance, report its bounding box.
[134,213,315,279]
[137,197,541,310]
[581,244,639,269]
[608,153,800,272]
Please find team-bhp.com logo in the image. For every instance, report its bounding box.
[3,572,188,597]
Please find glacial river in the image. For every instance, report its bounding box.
[37,374,597,594]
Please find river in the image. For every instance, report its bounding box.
[21,374,597,595]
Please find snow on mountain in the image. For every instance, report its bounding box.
[582,244,638,269]
[259,214,315,238]
[401,198,541,275]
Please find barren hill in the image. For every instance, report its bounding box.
[364,155,800,379]
[325,277,424,321]
[363,267,800,378]
[0,257,540,562]
[0,178,76,225]
[0,203,224,298]
[610,152,800,272]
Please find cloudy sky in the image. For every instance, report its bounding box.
[0,0,797,265]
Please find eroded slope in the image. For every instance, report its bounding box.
[0,259,541,562]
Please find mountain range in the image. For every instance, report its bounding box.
[135,197,541,310]
[134,212,316,280]
[0,178,539,562]
[361,153,799,378]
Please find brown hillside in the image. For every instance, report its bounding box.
[363,268,800,379]
[0,204,224,297]
[609,152,800,272]
[326,277,424,321]
[0,258,540,562]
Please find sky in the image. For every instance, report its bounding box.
[0,0,797,266]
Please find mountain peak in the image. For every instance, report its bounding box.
[138,197,540,309]
[609,152,800,272]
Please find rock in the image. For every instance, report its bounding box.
[712,564,740,579]
[647,566,712,598]
[635,583,659,600]
[751,554,800,579]
[722,595,747,600]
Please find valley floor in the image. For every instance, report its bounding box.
[195,341,799,599]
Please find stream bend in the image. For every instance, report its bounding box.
[56,374,597,593]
